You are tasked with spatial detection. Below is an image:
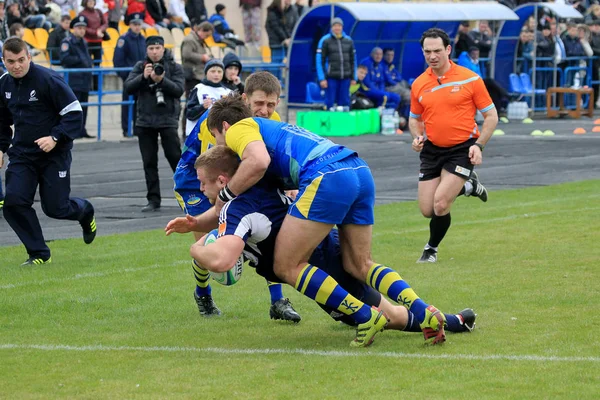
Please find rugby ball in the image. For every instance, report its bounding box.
[204,229,243,286]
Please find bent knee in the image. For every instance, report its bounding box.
[433,199,452,215]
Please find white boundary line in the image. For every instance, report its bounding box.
[0,261,188,290]
[0,343,598,363]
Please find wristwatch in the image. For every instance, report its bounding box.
[51,136,58,143]
[474,143,484,152]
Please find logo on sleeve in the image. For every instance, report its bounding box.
[117,38,125,48]
[29,90,38,102]
[59,171,67,178]
[61,42,69,52]
[5,92,11,99]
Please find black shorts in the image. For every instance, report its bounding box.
[419,138,476,181]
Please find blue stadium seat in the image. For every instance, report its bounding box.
[519,73,546,95]
[305,82,325,104]
[509,73,526,94]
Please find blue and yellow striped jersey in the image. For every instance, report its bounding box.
[174,111,281,191]
[225,118,355,189]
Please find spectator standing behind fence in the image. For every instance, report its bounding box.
[79,0,107,70]
[316,17,355,110]
[185,0,207,26]
[114,13,146,137]
[240,0,261,48]
[181,20,213,96]
[47,14,71,64]
[124,36,184,213]
[469,20,492,59]
[516,27,533,73]
[60,15,94,139]
[0,38,96,266]
[266,0,292,61]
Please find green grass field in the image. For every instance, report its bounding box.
[1,181,599,399]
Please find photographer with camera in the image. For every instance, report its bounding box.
[124,36,184,213]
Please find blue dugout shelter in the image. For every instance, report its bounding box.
[286,2,519,106]
[493,2,583,91]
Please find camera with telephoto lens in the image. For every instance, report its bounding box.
[151,63,166,106]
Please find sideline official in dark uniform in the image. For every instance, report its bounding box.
[124,36,184,212]
[0,38,97,266]
[113,12,146,137]
[60,15,94,139]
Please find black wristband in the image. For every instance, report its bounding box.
[475,143,484,152]
[218,185,237,202]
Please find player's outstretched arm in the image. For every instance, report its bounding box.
[190,235,245,273]
[165,215,198,235]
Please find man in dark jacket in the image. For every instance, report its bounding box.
[114,13,146,137]
[146,0,170,28]
[588,20,600,104]
[0,38,96,266]
[124,36,184,212]
[59,15,94,139]
[47,14,71,64]
[315,17,356,110]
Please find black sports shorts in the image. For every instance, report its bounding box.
[419,137,476,181]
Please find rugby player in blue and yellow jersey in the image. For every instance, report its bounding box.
[167,145,476,341]
[205,95,448,346]
[172,72,300,322]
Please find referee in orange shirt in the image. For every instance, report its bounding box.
[409,28,498,263]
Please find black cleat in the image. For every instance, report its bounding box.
[80,204,96,244]
[194,292,221,317]
[458,308,477,332]
[270,298,301,323]
[417,248,437,263]
[468,171,488,202]
[21,256,52,266]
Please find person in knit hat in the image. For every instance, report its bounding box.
[184,59,230,136]
[221,52,244,93]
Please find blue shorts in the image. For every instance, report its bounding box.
[174,189,212,216]
[289,156,375,225]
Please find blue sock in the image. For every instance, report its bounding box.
[402,311,422,332]
[267,281,283,304]
[445,314,466,333]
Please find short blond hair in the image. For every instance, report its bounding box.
[194,145,240,181]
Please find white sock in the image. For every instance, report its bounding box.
[464,181,473,196]
[424,244,438,252]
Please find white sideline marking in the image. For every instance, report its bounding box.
[373,206,600,238]
[0,261,188,290]
[0,343,598,363]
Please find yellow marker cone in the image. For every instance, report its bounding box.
[573,128,586,135]
[493,129,505,136]
[522,118,534,124]
[531,129,544,136]
[542,130,555,136]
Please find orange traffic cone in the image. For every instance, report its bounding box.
[594,119,600,125]
[592,126,600,133]
[573,128,586,134]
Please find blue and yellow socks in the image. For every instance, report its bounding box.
[295,264,372,324]
[266,281,284,304]
[367,264,429,322]
[192,259,211,297]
